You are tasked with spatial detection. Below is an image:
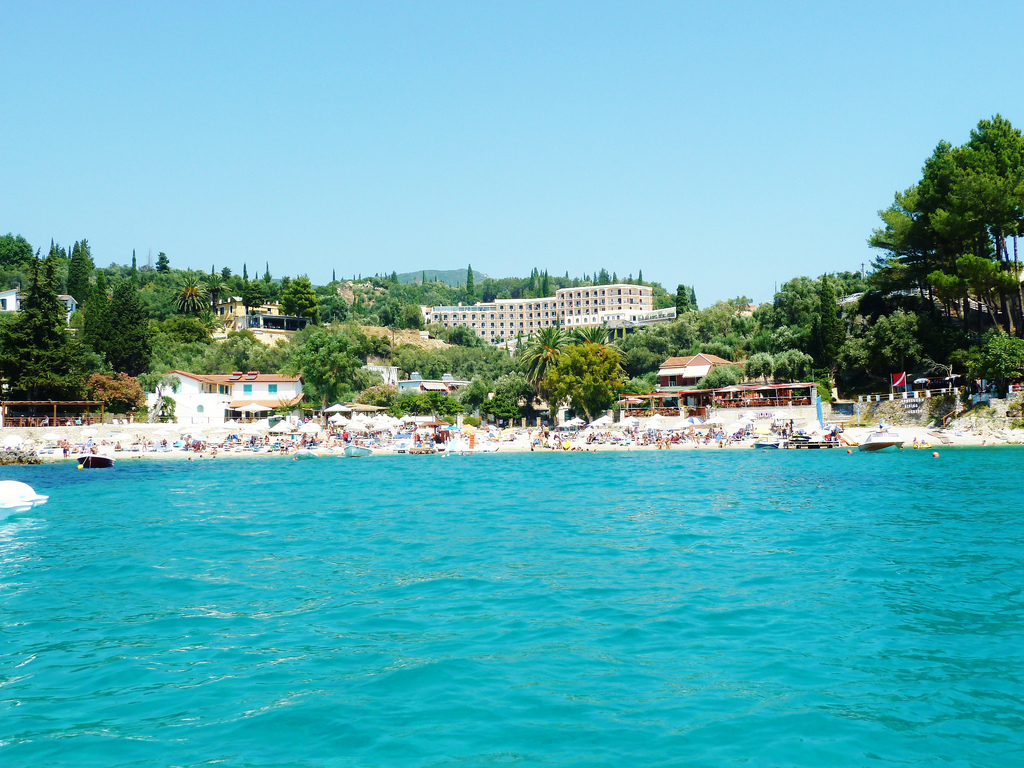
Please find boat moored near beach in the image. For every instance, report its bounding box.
[857,428,905,452]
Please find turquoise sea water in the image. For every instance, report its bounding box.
[1,448,1022,767]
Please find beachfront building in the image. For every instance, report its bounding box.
[620,381,818,419]
[214,297,311,340]
[656,354,733,391]
[424,283,656,344]
[397,372,470,395]
[0,288,78,324]
[147,370,304,425]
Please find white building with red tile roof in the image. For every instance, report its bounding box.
[147,370,304,425]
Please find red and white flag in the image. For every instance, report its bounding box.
[891,372,906,388]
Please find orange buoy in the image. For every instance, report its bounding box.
[846,449,852,454]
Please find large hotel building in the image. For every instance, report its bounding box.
[424,283,657,344]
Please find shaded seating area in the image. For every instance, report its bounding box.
[618,382,817,418]
[0,400,106,427]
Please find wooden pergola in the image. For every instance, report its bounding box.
[0,400,105,428]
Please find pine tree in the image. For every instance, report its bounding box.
[130,249,138,278]
[638,269,643,284]
[466,264,474,297]
[242,263,248,281]
[0,254,84,399]
[155,252,170,272]
[263,263,272,284]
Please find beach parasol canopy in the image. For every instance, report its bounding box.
[328,413,350,425]
[590,414,613,428]
[298,422,322,434]
[42,432,60,442]
[2,434,23,448]
[238,403,272,413]
[324,403,350,413]
[269,421,294,434]
[563,417,586,427]
[683,416,704,426]
[617,416,640,429]
[81,428,98,437]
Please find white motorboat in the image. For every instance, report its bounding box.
[78,447,116,468]
[0,481,48,518]
[858,429,905,452]
[343,445,373,457]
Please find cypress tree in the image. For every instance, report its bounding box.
[812,278,843,370]
[66,239,94,305]
[107,279,152,376]
[83,271,111,359]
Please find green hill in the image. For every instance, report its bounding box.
[396,268,488,287]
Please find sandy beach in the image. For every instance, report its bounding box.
[3,418,1022,465]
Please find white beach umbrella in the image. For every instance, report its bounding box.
[616,416,640,429]
[241,422,265,435]
[563,417,586,427]
[238,403,271,413]
[590,414,613,428]
[2,435,23,448]
[42,432,60,442]
[80,428,98,437]
[298,422,322,434]
[270,421,293,434]
[324,403,350,413]
[328,414,350,425]
[682,416,704,426]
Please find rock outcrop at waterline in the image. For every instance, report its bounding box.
[0,450,42,465]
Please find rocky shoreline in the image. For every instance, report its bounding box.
[0,449,43,465]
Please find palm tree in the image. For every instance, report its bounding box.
[174,275,209,315]
[519,326,570,394]
[205,273,225,308]
[574,325,609,346]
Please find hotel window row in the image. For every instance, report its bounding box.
[424,284,653,344]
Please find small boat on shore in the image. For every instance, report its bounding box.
[753,436,784,449]
[343,445,373,457]
[858,429,904,452]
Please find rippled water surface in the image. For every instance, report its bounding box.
[1,448,1022,766]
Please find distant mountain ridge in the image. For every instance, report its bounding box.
[396,268,489,287]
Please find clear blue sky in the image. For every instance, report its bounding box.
[4,1,1024,303]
